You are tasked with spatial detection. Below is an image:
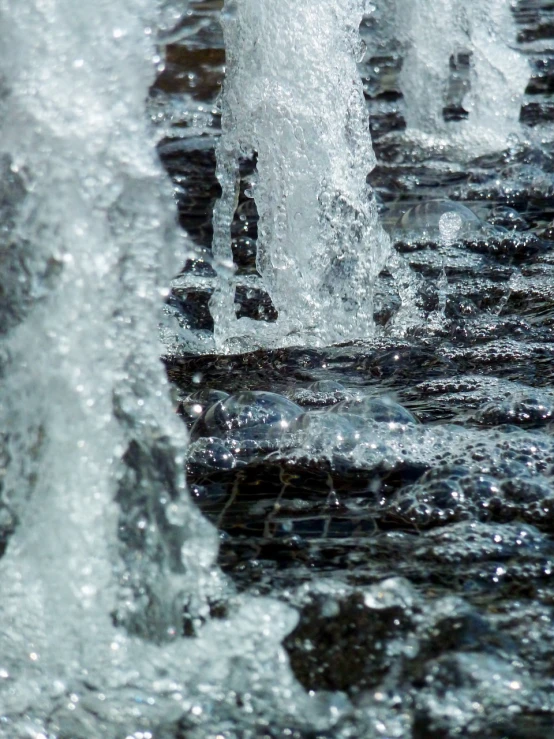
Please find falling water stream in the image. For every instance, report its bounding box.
[2,0,554,737]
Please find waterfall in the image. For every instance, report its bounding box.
[211,0,390,351]
[396,0,528,149]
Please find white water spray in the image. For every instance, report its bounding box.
[0,1,355,736]
[0,0,542,736]
[211,0,390,351]
[395,0,467,134]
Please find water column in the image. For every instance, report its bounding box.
[395,0,467,135]
[464,0,529,140]
[0,0,219,730]
[211,0,390,350]
[395,0,528,150]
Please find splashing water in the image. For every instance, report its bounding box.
[0,1,378,736]
[211,0,390,352]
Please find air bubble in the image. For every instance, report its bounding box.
[330,396,418,426]
[193,391,302,442]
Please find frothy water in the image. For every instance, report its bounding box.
[0,1,223,735]
[0,1,370,736]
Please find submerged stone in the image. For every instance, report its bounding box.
[284,581,416,693]
[414,521,551,563]
[474,393,554,428]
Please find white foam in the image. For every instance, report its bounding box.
[0,0,226,733]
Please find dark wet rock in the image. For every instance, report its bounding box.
[521,101,554,128]
[414,596,501,659]
[234,284,278,323]
[284,580,416,694]
[413,522,552,564]
[166,287,214,332]
[158,138,220,250]
[444,295,480,319]
[180,256,217,277]
[487,205,529,232]
[474,393,554,428]
[413,652,536,738]
[381,467,496,528]
[0,503,16,558]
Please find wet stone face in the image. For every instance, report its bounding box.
[284,589,412,693]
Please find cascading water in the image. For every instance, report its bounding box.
[0,0,386,736]
[210,0,390,351]
[394,0,468,135]
[0,0,228,733]
[0,1,304,736]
